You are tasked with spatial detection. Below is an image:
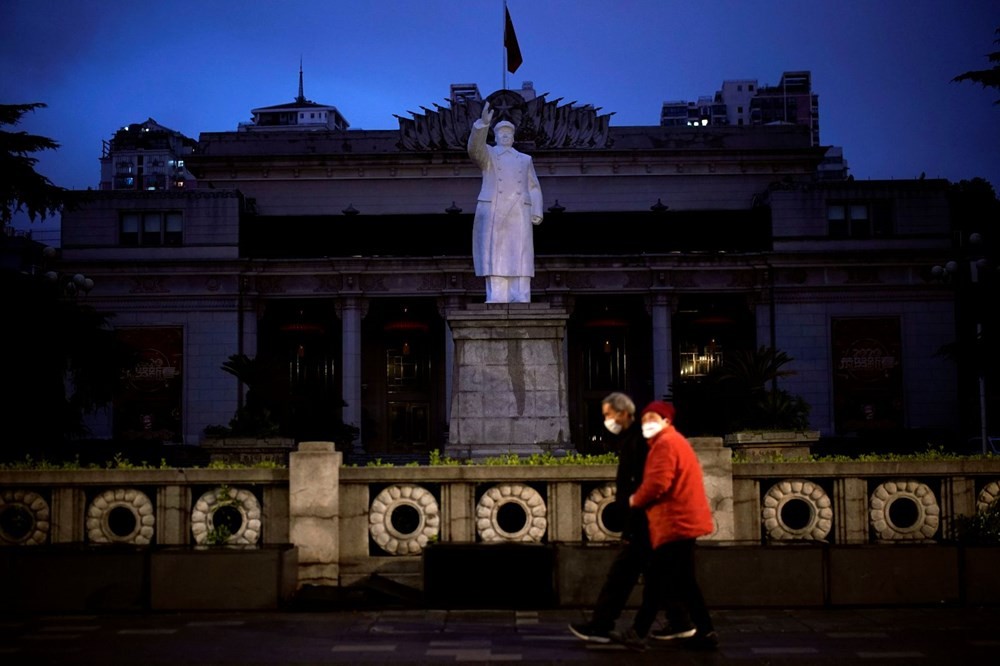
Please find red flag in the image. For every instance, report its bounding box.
[504,7,522,74]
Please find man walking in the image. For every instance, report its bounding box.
[610,400,718,652]
[568,392,695,644]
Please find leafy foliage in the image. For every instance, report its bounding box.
[954,499,1000,545]
[0,103,67,228]
[953,27,1000,105]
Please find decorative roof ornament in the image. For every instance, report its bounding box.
[396,89,614,151]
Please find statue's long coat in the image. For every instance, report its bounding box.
[467,119,543,278]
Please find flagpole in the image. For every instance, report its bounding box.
[502,0,508,91]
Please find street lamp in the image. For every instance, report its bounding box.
[44,269,94,297]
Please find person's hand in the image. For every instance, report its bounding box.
[531,214,542,225]
[481,101,494,126]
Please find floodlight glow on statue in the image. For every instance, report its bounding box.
[467,101,544,303]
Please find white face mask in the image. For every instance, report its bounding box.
[641,422,665,439]
[603,418,622,435]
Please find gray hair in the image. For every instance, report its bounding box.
[602,392,635,416]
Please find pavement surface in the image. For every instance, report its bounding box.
[2,605,999,665]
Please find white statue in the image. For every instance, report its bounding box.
[467,101,544,303]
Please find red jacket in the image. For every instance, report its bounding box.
[629,425,714,548]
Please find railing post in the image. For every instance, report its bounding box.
[833,477,868,544]
[940,476,976,541]
[289,441,342,587]
[156,484,190,545]
[441,482,476,542]
[547,480,581,543]
[50,487,86,543]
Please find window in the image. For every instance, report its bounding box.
[120,211,182,246]
[827,202,891,239]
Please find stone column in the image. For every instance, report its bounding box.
[447,303,570,459]
[289,441,342,587]
[340,297,363,451]
[650,294,673,401]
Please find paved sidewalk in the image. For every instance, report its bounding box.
[2,606,998,664]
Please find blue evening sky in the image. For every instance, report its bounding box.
[2,0,998,239]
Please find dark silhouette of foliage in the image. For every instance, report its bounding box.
[0,103,67,228]
[217,353,281,436]
[669,346,811,435]
[953,27,1000,105]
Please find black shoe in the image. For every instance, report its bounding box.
[651,623,697,641]
[568,622,611,644]
[682,630,719,651]
[609,628,647,652]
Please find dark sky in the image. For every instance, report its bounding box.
[3,0,998,239]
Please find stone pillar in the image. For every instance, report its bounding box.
[833,477,869,544]
[447,303,570,459]
[50,487,86,543]
[650,294,673,401]
[731,477,761,543]
[940,476,976,540]
[156,484,190,545]
[441,482,476,542]
[289,441,342,587]
[340,297,363,451]
[547,480,582,543]
[691,437,735,541]
[444,322,455,425]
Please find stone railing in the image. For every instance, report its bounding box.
[733,459,1000,544]
[0,468,290,547]
[3,442,999,600]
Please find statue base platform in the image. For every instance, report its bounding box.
[446,303,570,460]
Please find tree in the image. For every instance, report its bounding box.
[0,108,128,459]
[0,102,66,229]
[953,27,1000,105]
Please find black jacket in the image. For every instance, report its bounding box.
[613,421,650,544]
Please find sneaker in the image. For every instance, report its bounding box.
[682,630,719,651]
[650,623,697,641]
[568,622,611,644]
[609,627,647,652]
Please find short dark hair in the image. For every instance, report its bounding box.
[602,392,635,416]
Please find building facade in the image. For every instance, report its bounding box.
[57,78,964,459]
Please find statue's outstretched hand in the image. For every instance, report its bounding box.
[481,101,494,126]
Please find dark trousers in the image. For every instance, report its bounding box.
[589,538,649,632]
[633,539,713,637]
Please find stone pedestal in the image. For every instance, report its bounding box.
[447,304,570,459]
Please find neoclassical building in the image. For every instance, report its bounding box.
[58,78,964,459]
